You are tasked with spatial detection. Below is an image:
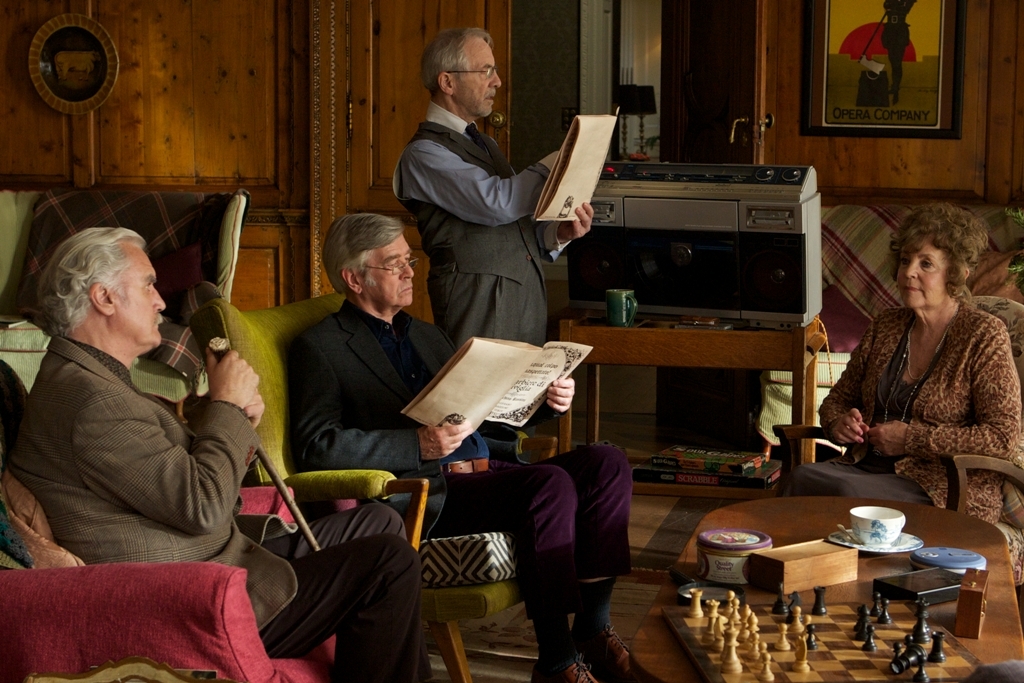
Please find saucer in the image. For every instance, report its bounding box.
[826,531,924,554]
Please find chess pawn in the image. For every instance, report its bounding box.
[775,622,791,651]
[722,591,736,619]
[870,591,882,617]
[805,623,818,651]
[757,650,775,682]
[746,631,762,660]
[688,588,704,619]
[862,624,878,652]
[790,606,805,635]
[877,597,893,625]
[854,604,871,641]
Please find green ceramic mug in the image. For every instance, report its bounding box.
[606,289,638,327]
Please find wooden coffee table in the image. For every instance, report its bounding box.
[629,497,1024,682]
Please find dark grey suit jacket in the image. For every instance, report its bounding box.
[10,337,296,628]
[289,301,555,533]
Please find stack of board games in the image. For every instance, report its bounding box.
[633,445,782,490]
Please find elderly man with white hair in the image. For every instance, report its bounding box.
[10,227,427,683]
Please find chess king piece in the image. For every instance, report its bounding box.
[720,622,743,674]
[812,585,827,616]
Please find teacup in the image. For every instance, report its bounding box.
[849,506,906,547]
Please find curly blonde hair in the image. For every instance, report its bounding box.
[889,203,988,301]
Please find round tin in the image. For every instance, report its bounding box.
[696,528,772,585]
[910,547,987,574]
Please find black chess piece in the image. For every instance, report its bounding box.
[890,642,928,674]
[913,600,932,644]
[862,624,878,652]
[785,591,803,624]
[928,632,947,664]
[914,658,931,683]
[892,642,904,662]
[812,585,827,616]
[772,581,789,615]
[877,597,893,625]
[805,623,819,650]
[870,591,882,617]
[854,604,870,641]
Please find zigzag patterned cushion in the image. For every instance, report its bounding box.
[419,532,517,587]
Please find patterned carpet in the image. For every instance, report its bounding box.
[425,494,735,682]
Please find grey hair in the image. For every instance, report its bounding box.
[421,27,493,94]
[36,227,147,337]
[323,213,406,293]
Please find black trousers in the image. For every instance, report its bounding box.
[259,504,428,683]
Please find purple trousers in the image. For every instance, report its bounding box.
[428,445,632,619]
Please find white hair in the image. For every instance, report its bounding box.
[36,227,147,337]
[420,28,493,94]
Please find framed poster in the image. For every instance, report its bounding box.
[801,0,965,138]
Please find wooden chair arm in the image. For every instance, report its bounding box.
[521,435,559,461]
[939,453,1024,514]
[384,477,430,550]
[770,423,827,466]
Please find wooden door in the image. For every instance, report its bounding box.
[310,0,511,310]
[660,0,771,164]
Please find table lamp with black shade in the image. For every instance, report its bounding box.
[616,84,640,157]
[635,85,657,158]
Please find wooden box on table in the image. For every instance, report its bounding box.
[747,540,858,593]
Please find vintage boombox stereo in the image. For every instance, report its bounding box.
[566,162,822,329]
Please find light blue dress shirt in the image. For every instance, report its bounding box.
[393,102,568,261]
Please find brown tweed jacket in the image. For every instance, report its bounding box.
[821,304,1022,524]
[9,337,296,627]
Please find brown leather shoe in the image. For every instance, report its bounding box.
[530,660,598,683]
[574,627,633,683]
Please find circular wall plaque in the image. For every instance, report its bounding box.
[28,13,119,115]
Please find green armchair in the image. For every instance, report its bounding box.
[189,294,429,546]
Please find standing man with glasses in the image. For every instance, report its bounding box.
[393,27,595,347]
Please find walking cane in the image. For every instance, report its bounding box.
[208,337,321,552]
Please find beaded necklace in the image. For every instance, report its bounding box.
[882,305,959,424]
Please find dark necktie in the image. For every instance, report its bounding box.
[465,123,490,154]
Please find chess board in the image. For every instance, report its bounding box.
[663,601,981,682]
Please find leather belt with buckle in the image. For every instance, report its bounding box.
[441,459,490,474]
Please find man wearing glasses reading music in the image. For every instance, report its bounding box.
[393,27,594,347]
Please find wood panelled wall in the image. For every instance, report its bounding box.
[1,0,1022,313]
[766,0,1024,206]
[0,0,310,311]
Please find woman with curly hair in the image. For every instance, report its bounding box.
[780,203,1021,524]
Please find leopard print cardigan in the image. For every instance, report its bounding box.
[820,304,1022,524]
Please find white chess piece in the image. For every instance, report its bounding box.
[757,650,775,682]
[702,600,720,644]
[775,622,791,651]
[792,632,810,673]
[720,622,743,674]
[688,588,704,619]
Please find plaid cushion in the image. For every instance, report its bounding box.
[419,532,517,588]
[17,189,236,380]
